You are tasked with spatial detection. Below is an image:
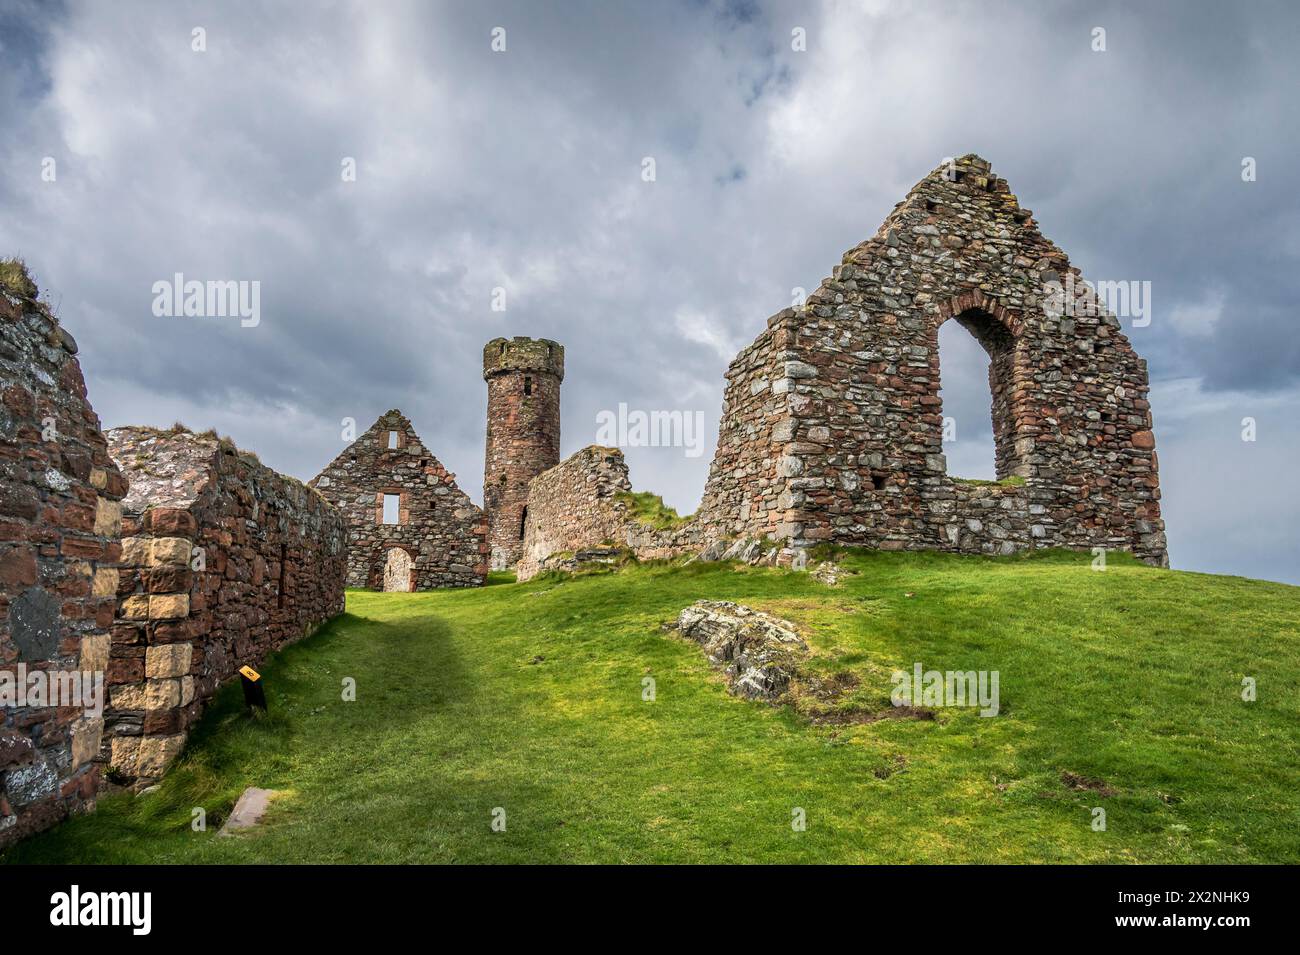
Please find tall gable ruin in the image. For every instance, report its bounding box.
[310,410,487,590]
[693,154,1167,566]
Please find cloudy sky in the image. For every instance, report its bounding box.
[2,0,1297,583]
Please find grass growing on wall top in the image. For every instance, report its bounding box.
[5,549,1298,864]
[615,490,692,530]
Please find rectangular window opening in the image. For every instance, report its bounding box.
[387,431,399,449]
[871,473,888,491]
[524,376,533,396]
[381,493,401,525]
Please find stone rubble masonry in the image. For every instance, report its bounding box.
[517,156,1166,574]
[691,154,1168,566]
[516,446,701,582]
[105,426,347,784]
[483,337,563,570]
[309,410,487,589]
[1,268,126,849]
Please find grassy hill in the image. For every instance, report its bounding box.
[5,549,1298,864]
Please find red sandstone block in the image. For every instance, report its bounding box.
[0,482,40,521]
[0,544,37,588]
[2,383,35,417]
[107,656,144,685]
[110,623,144,647]
[95,600,115,628]
[60,535,105,560]
[147,565,193,593]
[0,730,36,768]
[146,622,184,644]
[144,507,196,537]
[143,709,183,735]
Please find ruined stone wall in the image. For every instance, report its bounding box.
[694,155,1167,566]
[694,312,802,542]
[310,410,486,590]
[106,427,346,782]
[517,446,700,581]
[1,273,125,848]
[483,337,563,570]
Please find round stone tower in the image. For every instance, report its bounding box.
[482,336,564,569]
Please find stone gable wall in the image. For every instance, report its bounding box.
[106,427,346,783]
[517,446,701,581]
[693,313,802,542]
[310,410,487,589]
[1,278,126,848]
[694,155,1167,565]
[483,337,563,570]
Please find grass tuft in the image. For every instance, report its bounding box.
[0,257,38,300]
[615,490,692,530]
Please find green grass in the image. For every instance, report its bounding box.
[614,490,692,530]
[951,475,1026,487]
[0,257,38,301]
[5,549,1298,863]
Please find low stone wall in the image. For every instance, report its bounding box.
[517,446,701,581]
[105,427,346,783]
[1,270,126,848]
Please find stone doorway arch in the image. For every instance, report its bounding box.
[382,546,414,592]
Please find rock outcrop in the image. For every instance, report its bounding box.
[674,601,808,700]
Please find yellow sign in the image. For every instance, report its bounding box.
[239,666,261,682]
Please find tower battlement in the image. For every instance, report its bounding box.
[483,336,565,381]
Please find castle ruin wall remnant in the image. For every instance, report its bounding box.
[1,270,126,847]
[516,446,702,581]
[105,427,347,783]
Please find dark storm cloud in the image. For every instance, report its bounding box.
[1,0,1297,581]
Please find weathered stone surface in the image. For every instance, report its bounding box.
[517,447,704,581]
[145,642,192,679]
[1,267,123,848]
[135,735,184,778]
[675,600,808,700]
[147,593,189,620]
[483,338,564,570]
[71,718,104,766]
[105,426,347,783]
[80,633,111,673]
[310,410,487,590]
[7,586,61,660]
[219,786,279,834]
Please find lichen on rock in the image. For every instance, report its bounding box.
[674,600,809,700]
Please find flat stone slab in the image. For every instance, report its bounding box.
[219,787,279,835]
